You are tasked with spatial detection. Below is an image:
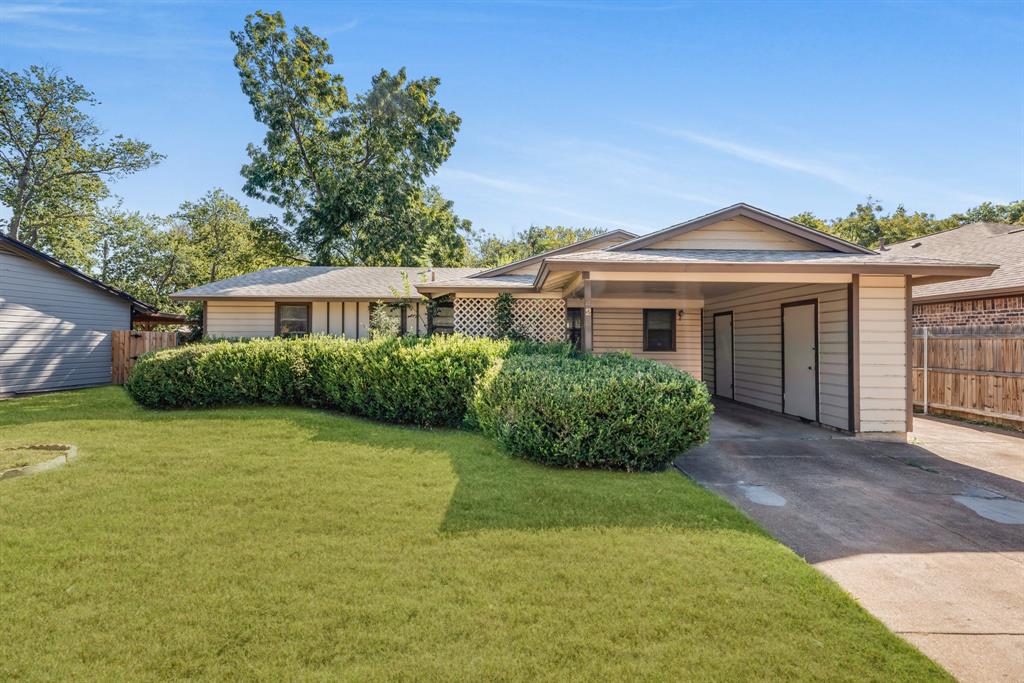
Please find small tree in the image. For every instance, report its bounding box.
[493,292,515,338]
[369,302,400,338]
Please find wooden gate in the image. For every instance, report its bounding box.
[911,325,1024,430]
[112,330,178,384]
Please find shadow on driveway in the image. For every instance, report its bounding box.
[675,400,1024,683]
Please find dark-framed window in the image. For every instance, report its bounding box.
[276,302,311,337]
[643,309,676,352]
[566,307,583,350]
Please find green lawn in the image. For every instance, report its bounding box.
[0,387,947,681]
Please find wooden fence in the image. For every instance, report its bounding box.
[911,325,1024,430]
[112,330,178,384]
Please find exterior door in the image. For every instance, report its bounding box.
[783,301,818,421]
[714,312,733,399]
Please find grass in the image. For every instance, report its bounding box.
[0,445,67,472]
[0,387,948,681]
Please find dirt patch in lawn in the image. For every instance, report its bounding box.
[1,444,77,479]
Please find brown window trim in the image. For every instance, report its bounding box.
[275,301,312,337]
[643,308,676,352]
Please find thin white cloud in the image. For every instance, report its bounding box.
[0,2,101,32]
[654,127,868,194]
[436,168,548,196]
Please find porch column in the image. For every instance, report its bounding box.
[583,272,593,352]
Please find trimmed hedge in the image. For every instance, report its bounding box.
[471,353,713,471]
[126,335,513,427]
[125,336,712,468]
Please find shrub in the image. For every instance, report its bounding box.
[126,335,510,427]
[471,353,713,471]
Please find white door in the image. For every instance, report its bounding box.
[714,313,733,398]
[783,303,817,420]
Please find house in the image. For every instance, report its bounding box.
[884,222,1024,327]
[172,203,998,441]
[0,233,161,395]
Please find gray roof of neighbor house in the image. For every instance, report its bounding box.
[0,233,157,312]
[884,223,1024,301]
[172,266,483,300]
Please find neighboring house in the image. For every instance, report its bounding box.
[884,222,1024,327]
[173,204,997,440]
[0,233,159,395]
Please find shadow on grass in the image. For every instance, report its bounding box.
[2,387,763,538]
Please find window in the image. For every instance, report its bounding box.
[276,303,311,337]
[566,308,583,350]
[643,309,676,352]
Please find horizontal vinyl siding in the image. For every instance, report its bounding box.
[858,275,908,433]
[206,300,276,338]
[0,250,130,394]
[647,217,828,251]
[592,308,701,378]
[702,283,850,430]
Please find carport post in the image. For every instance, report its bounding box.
[922,327,928,415]
[582,272,593,352]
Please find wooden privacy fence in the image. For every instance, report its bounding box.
[911,325,1024,430]
[112,330,178,384]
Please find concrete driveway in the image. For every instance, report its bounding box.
[676,401,1024,683]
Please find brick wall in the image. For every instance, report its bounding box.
[913,294,1024,327]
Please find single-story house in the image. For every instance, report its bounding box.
[0,233,160,395]
[173,203,998,441]
[884,222,1023,327]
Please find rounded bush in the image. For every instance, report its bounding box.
[471,353,713,471]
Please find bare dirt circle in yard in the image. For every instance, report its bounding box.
[0,444,77,480]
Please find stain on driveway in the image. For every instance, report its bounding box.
[676,401,1024,683]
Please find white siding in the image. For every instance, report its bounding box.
[858,275,908,434]
[311,301,328,334]
[592,308,702,378]
[647,216,828,251]
[0,249,131,394]
[702,283,850,430]
[206,300,276,338]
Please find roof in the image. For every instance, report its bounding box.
[0,233,156,312]
[470,229,637,278]
[884,223,1024,301]
[418,274,536,293]
[609,203,875,255]
[172,266,483,300]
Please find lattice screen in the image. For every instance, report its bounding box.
[453,298,566,342]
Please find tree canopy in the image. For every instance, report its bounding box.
[791,198,1024,249]
[231,11,469,267]
[0,66,162,265]
[471,225,608,267]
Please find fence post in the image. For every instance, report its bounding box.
[922,326,928,415]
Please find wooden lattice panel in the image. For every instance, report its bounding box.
[453,298,566,342]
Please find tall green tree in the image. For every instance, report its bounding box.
[472,225,607,267]
[93,191,302,311]
[0,66,162,265]
[231,11,469,266]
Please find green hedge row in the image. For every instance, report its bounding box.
[471,353,713,471]
[125,335,712,469]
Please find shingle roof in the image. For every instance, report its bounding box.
[419,274,536,290]
[884,223,1024,300]
[172,266,482,300]
[543,248,993,267]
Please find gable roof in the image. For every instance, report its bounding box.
[0,233,156,312]
[172,266,483,301]
[470,229,636,278]
[609,203,874,254]
[884,222,1024,301]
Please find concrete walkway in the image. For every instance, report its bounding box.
[676,402,1024,683]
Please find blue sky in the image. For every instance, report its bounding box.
[2,0,1022,237]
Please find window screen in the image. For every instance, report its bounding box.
[643,309,675,352]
